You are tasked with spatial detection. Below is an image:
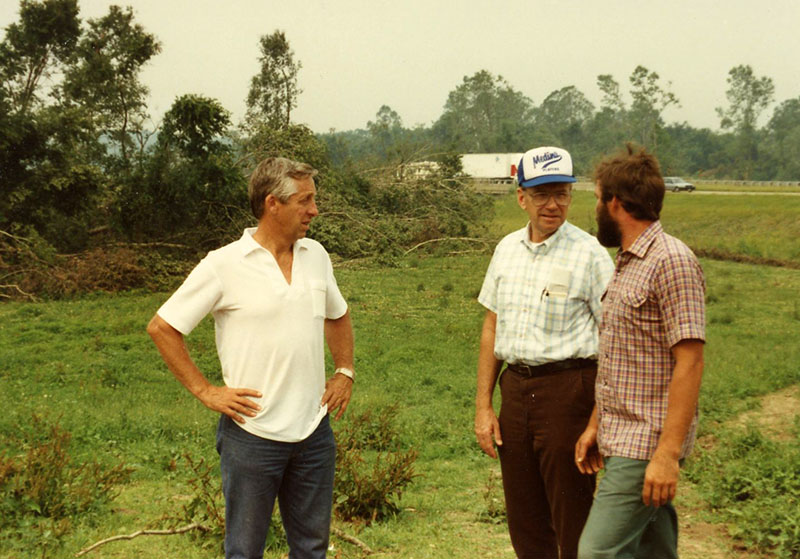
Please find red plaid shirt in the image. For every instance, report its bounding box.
[596,221,705,460]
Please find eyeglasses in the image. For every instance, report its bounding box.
[527,190,572,206]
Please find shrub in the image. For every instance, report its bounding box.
[333,406,419,523]
[0,416,132,552]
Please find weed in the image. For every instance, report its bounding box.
[477,468,506,524]
[687,427,800,558]
[333,446,419,524]
[335,404,402,451]
[334,406,419,523]
[0,416,132,554]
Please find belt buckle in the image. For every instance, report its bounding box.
[516,363,535,377]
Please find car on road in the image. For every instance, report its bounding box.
[664,176,695,192]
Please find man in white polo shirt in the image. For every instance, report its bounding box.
[475,146,613,559]
[147,157,354,559]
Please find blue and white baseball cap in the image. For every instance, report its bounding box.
[517,146,576,188]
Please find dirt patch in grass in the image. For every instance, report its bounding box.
[693,247,800,269]
[679,384,800,559]
[731,385,800,441]
[680,500,766,559]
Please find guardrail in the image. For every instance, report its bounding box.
[469,177,800,195]
[573,176,800,187]
[692,179,800,186]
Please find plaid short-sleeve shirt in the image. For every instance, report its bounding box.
[596,221,706,460]
[479,221,614,365]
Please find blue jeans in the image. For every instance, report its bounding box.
[578,457,678,559]
[216,415,336,559]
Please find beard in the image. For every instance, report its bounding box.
[596,202,622,248]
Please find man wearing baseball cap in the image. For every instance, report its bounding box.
[475,146,614,558]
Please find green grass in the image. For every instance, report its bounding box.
[2,194,800,557]
[492,190,800,265]
[694,182,800,193]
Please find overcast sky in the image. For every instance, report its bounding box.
[3,0,799,134]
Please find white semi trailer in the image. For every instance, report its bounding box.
[460,153,523,182]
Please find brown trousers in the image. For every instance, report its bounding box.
[497,365,597,559]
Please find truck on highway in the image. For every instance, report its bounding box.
[460,153,523,182]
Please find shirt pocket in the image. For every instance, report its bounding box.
[534,267,573,332]
[310,280,327,318]
[535,291,570,332]
[618,288,660,332]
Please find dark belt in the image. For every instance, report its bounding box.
[506,358,597,377]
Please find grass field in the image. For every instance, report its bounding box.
[694,182,800,193]
[1,192,799,558]
[492,190,800,266]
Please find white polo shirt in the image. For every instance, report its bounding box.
[157,228,348,442]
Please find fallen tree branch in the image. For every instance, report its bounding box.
[0,283,38,301]
[112,241,194,251]
[332,527,373,554]
[75,523,373,557]
[74,523,209,556]
[403,236,491,256]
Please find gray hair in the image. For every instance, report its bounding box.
[248,157,318,219]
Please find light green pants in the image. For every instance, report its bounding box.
[578,457,678,559]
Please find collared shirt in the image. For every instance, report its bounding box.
[478,221,614,365]
[157,228,348,443]
[596,221,705,460]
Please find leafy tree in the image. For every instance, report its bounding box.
[659,123,725,177]
[535,85,595,168]
[318,128,370,168]
[716,65,775,132]
[0,0,103,252]
[432,70,535,152]
[716,65,775,179]
[597,74,626,113]
[115,94,244,246]
[628,65,678,151]
[0,0,80,115]
[367,105,404,161]
[240,122,329,174]
[63,5,161,164]
[764,97,800,180]
[161,94,232,158]
[245,30,301,130]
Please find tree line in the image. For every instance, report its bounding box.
[324,66,799,182]
[1,0,799,299]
